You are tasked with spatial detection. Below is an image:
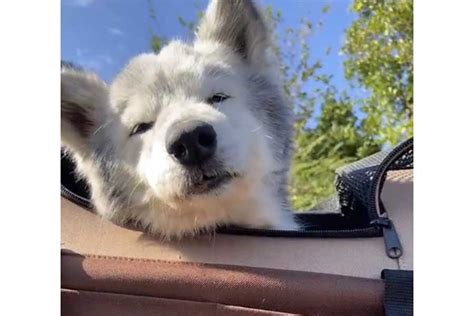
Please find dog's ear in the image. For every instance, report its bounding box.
[61,66,110,156]
[196,0,270,64]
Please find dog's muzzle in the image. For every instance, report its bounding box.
[166,120,217,167]
[166,120,236,195]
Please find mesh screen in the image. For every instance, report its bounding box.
[334,140,413,216]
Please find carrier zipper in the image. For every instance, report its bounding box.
[368,138,413,221]
[218,225,382,238]
[371,217,403,259]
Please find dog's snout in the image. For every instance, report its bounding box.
[166,121,217,166]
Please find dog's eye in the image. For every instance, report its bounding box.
[130,122,154,136]
[207,93,230,104]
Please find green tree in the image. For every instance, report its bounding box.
[290,89,376,210]
[265,1,412,210]
[264,6,381,210]
[343,0,413,146]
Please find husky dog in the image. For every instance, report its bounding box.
[61,0,298,238]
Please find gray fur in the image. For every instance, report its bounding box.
[196,0,269,62]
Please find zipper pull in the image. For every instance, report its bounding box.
[371,218,403,259]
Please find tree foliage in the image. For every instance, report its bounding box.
[264,5,383,210]
[343,0,413,146]
[146,0,413,211]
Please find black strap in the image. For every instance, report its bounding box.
[382,269,413,316]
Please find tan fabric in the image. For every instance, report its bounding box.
[61,195,401,279]
[61,250,384,315]
[62,289,294,316]
[382,170,413,270]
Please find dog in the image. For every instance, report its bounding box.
[61,0,298,239]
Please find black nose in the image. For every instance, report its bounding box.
[166,121,217,166]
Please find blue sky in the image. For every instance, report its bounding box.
[62,0,358,98]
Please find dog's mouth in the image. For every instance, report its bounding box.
[187,170,238,195]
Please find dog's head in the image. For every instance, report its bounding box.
[61,0,294,237]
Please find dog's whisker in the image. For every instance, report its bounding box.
[93,119,113,136]
[127,179,143,207]
[251,126,263,133]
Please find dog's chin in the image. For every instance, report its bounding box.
[184,169,239,197]
[187,173,234,195]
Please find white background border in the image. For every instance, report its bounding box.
[415,0,474,314]
[0,0,60,314]
[1,0,474,314]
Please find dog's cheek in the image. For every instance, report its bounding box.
[120,137,144,167]
[211,118,246,172]
[218,104,265,169]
